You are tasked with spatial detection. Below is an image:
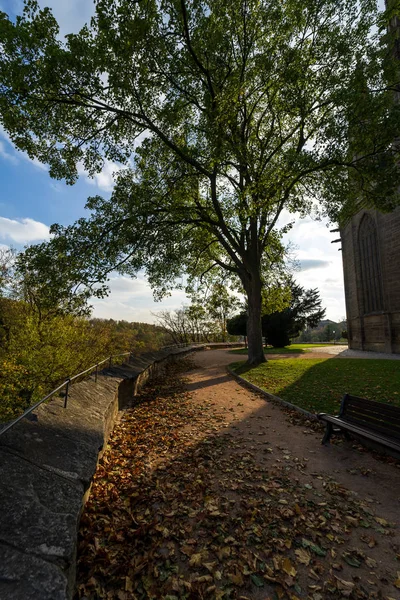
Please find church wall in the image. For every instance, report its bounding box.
[341,206,400,353]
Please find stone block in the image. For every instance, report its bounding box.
[0,544,68,600]
[0,450,82,565]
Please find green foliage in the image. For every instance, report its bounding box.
[1,0,400,364]
[295,319,346,343]
[228,280,325,346]
[226,312,247,337]
[0,297,169,422]
[233,358,400,414]
[262,281,326,347]
[0,298,113,421]
[91,318,168,354]
[262,313,291,348]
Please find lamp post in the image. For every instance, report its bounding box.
[333,330,335,345]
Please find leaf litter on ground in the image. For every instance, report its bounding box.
[75,358,400,600]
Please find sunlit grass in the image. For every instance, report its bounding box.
[231,358,400,414]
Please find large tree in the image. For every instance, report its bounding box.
[1,0,400,364]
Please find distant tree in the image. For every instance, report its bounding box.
[262,281,326,347]
[201,281,241,342]
[323,323,333,342]
[297,328,312,343]
[226,312,248,337]
[0,247,17,297]
[262,312,292,348]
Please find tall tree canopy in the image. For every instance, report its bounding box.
[1,0,400,364]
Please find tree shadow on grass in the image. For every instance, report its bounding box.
[234,357,400,417]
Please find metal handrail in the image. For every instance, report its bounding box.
[0,351,132,438]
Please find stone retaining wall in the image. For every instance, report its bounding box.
[0,344,235,600]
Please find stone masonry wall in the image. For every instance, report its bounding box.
[0,344,243,600]
[341,206,400,353]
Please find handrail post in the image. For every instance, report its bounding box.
[64,379,71,409]
[95,364,98,382]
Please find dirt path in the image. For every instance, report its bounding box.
[185,349,400,596]
[75,350,400,600]
[188,349,400,516]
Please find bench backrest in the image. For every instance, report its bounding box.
[339,394,400,440]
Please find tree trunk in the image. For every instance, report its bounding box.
[244,275,266,366]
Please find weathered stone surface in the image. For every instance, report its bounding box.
[0,544,68,600]
[0,376,122,486]
[0,418,100,487]
[0,450,82,565]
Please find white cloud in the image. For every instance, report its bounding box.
[77,159,122,192]
[285,215,346,322]
[0,140,18,164]
[299,259,331,271]
[36,0,95,38]
[92,161,122,192]
[91,274,189,323]
[0,124,49,172]
[0,217,50,244]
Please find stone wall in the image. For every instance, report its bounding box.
[0,344,235,600]
[341,207,400,353]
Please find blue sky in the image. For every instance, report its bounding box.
[0,0,348,323]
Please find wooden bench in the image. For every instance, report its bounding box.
[318,394,400,454]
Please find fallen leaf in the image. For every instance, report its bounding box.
[295,548,311,566]
[335,576,355,597]
[250,574,264,587]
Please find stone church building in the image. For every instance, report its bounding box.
[341,207,400,353]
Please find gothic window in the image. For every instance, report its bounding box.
[358,214,384,314]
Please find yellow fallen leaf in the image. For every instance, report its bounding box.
[193,575,213,584]
[229,569,244,586]
[282,557,297,577]
[189,552,203,566]
[217,546,231,560]
[125,576,133,592]
[295,548,311,566]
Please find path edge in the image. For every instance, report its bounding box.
[226,365,318,422]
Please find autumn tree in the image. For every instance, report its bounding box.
[1,0,400,364]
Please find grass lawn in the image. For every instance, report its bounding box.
[230,343,335,355]
[231,357,400,414]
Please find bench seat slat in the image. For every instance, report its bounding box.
[319,414,400,452]
[344,407,400,429]
[344,410,400,429]
[342,397,400,419]
[344,414,400,440]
